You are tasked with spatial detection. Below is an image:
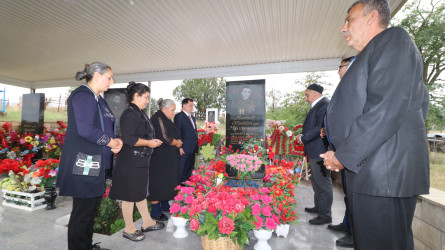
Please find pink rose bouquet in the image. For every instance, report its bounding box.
[250,187,280,230]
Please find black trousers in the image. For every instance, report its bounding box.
[308,158,333,219]
[68,197,102,250]
[178,152,196,184]
[348,192,417,250]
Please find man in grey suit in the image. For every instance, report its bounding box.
[322,1,429,249]
[296,83,332,225]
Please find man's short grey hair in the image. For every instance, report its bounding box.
[157,98,176,110]
[348,0,391,28]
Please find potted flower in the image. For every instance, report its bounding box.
[170,185,196,238]
[189,187,256,249]
[33,158,59,209]
[250,187,279,250]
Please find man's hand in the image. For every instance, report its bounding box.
[296,134,303,144]
[179,148,185,156]
[320,128,326,138]
[320,151,344,172]
[147,139,163,148]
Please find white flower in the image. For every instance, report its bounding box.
[286,130,293,137]
[30,177,42,185]
[278,125,284,131]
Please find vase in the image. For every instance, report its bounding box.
[253,229,273,250]
[43,186,57,210]
[275,224,290,238]
[171,216,188,238]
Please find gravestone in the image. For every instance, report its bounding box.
[104,88,127,136]
[226,80,265,152]
[206,108,218,123]
[21,93,45,134]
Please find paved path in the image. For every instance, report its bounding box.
[0,180,351,250]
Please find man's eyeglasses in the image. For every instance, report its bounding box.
[338,64,349,71]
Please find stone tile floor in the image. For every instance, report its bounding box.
[0,179,351,250]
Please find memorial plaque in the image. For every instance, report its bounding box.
[226,80,265,152]
[104,88,128,136]
[206,108,218,123]
[21,93,45,134]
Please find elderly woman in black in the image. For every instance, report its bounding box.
[149,99,183,221]
[109,82,165,241]
[57,62,123,250]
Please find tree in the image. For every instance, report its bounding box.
[149,97,158,116]
[266,88,282,112]
[394,0,445,130]
[266,73,326,128]
[173,78,226,114]
[395,0,445,86]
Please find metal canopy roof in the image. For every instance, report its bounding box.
[0,0,406,89]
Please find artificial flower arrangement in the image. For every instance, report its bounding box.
[170,164,216,218]
[250,187,279,230]
[32,158,59,187]
[0,122,40,166]
[224,154,264,180]
[40,121,66,159]
[265,119,305,157]
[197,121,220,148]
[0,158,59,192]
[189,185,257,247]
[262,159,300,225]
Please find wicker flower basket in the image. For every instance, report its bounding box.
[201,235,242,250]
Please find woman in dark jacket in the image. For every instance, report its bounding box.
[109,82,165,241]
[149,98,183,221]
[56,62,123,250]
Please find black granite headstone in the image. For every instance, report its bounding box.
[104,88,128,136]
[208,111,215,122]
[226,80,265,152]
[21,93,45,134]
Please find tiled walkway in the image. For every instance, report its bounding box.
[0,179,351,250]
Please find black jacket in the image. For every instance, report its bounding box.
[301,97,330,159]
[327,27,430,197]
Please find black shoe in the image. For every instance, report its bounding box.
[304,207,318,214]
[153,213,169,221]
[91,242,109,250]
[123,230,145,241]
[141,221,165,232]
[336,234,354,248]
[327,223,348,233]
[309,216,332,225]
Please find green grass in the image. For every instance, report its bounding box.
[0,106,67,122]
[430,152,445,191]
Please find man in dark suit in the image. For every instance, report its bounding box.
[174,98,199,184]
[296,83,332,225]
[322,1,429,249]
[326,56,356,248]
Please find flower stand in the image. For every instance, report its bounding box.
[275,224,290,238]
[171,216,189,238]
[254,229,273,250]
[1,189,46,212]
[201,235,242,250]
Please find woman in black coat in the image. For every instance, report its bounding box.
[109,82,165,241]
[149,98,183,221]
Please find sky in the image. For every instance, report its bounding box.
[0,70,341,111]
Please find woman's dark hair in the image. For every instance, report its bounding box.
[75,62,111,82]
[126,81,151,103]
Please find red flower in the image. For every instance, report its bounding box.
[190,218,200,231]
[218,216,235,235]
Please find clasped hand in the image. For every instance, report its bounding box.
[109,138,123,154]
[320,151,344,172]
